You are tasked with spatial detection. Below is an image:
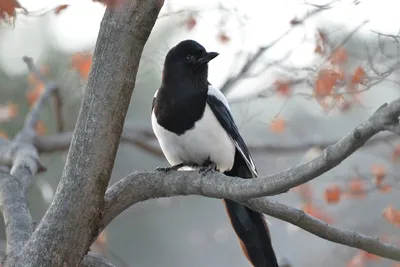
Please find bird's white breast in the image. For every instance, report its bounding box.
[151,105,235,172]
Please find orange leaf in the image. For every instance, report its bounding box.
[314,44,323,54]
[360,251,381,261]
[274,80,291,96]
[324,184,341,204]
[185,15,197,30]
[330,47,348,65]
[270,117,285,133]
[348,177,365,198]
[54,4,69,15]
[217,31,230,43]
[7,101,18,118]
[35,120,46,136]
[302,202,333,224]
[371,164,386,186]
[391,144,400,161]
[378,184,391,193]
[0,0,23,22]
[314,69,344,97]
[347,254,364,267]
[0,130,8,139]
[27,66,48,86]
[71,53,92,80]
[26,83,45,106]
[382,205,400,227]
[351,67,366,85]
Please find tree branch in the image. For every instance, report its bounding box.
[98,98,400,261]
[15,57,59,144]
[102,99,400,224]
[35,125,163,156]
[13,1,163,266]
[244,198,400,261]
[0,56,62,266]
[220,3,331,94]
[0,172,33,255]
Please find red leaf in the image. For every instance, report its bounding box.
[314,44,323,54]
[217,31,230,44]
[185,15,197,30]
[382,205,400,227]
[54,4,69,15]
[348,177,366,198]
[270,117,285,133]
[329,47,348,65]
[71,53,92,79]
[324,185,341,204]
[314,69,344,97]
[371,164,386,186]
[0,0,25,22]
[351,67,366,85]
[274,80,291,96]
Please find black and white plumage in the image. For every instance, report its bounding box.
[151,40,278,267]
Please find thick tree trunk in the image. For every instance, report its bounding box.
[8,1,162,266]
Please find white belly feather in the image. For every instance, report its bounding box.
[151,105,235,172]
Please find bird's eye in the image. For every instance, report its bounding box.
[185,55,192,62]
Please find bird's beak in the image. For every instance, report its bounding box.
[197,52,219,64]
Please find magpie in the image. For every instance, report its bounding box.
[151,39,279,267]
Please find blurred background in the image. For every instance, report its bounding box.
[1,0,400,266]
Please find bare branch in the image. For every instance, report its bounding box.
[0,56,59,258]
[0,172,33,255]
[52,90,65,133]
[15,57,59,144]
[220,4,331,94]
[101,164,400,262]
[244,198,400,261]
[35,125,163,156]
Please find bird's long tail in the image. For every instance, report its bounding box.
[223,151,279,267]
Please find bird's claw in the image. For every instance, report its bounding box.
[155,166,173,172]
[155,163,187,172]
[199,163,217,176]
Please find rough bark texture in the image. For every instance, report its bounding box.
[11,1,162,266]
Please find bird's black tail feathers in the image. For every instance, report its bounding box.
[224,150,279,267]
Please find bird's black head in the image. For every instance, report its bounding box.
[163,40,219,86]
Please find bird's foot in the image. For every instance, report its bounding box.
[155,162,186,172]
[199,162,217,177]
[155,166,173,172]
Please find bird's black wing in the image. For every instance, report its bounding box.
[206,93,257,177]
[207,89,279,267]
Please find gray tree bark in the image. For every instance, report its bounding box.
[1,0,163,266]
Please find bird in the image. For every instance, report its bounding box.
[151,39,279,267]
